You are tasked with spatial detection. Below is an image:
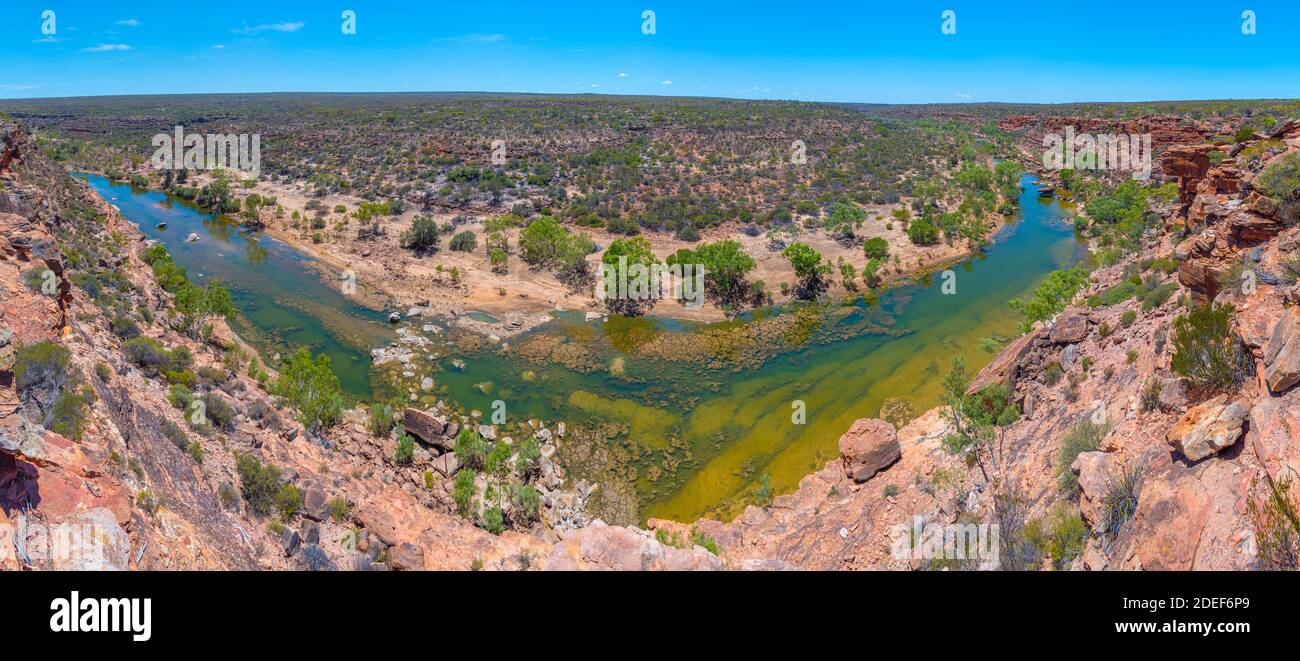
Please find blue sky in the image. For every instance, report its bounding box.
[2,1,1298,103]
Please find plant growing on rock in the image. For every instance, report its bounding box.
[1056,420,1107,497]
[1099,463,1142,546]
[453,469,477,518]
[235,453,283,517]
[1247,475,1300,570]
[1170,303,1250,395]
[454,427,489,470]
[394,433,415,465]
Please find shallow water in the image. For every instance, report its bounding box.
[80,174,392,397]
[87,172,1085,523]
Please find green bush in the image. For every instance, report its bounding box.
[449,230,477,252]
[1257,152,1300,202]
[235,454,282,517]
[168,384,194,410]
[161,418,189,451]
[1170,303,1250,393]
[394,433,415,465]
[1247,475,1300,570]
[454,427,489,470]
[14,341,74,423]
[1027,502,1087,570]
[367,402,396,437]
[202,392,236,431]
[276,483,302,521]
[327,496,350,522]
[1056,420,1107,497]
[123,336,169,374]
[1099,464,1141,543]
[1010,265,1090,332]
[454,469,477,518]
[862,236,889,260]
[482,506,505,535]
[510,484,541,525]
[400,215,442,252]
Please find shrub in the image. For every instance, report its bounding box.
[1056,420,1107,496]
[168,384,194,410]
[1099,463,1142,543]
[453,469,477,518]
[276,483,302,521]
[327,496,350,522]
[862,236,889,260]
[110,314,141,339]
[509,484,541,525]
[14,341,72,420]
[123,336,169,374]
[907,218,939,245]
[454,427,489,470]
[1010,265,1090,331]
[691,527,720,555]
[201,392,237,431]
[367,402,396,437]
[1170,303,1250,394]
[187,441,204,463]
[514,436,541,476]
[482,506,505,535]
[484,441,512,480]
[49,388,90,441]
[1120,309,1137,326]
[95,362,113,381]
[235,454,282,517]
[1247,475,1300,570]
[218,483,239,511]
[1256,152,1300,201]
[394,433,415,465]
[449,230,477,252]
[1027,502,1087,570]
[161,418,189,451]
[400,216,441,253]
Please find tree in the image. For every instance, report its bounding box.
[940,357,1019,485]
[399,215,441,253]
[681,239,759,310]
[271,348,343,432]
[519,216,567,266]
[601,236,660,316]
[824,202,866,241]
[782,242,830,299]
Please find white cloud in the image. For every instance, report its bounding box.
[32,36,62,44]
[0,83,43,90]
[213,44,225,49]
[434,33,505,44]
[116,18,141,27]
[234,21,305,35]
[81,44,132,53]
[661,80,673,85]
[590,84,600,88]
[618,72,629,78]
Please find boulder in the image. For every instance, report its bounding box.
[280,528,301,557]
[1071,451,1115,525]
[1165,395,1249,461]
[300,486,329,521]
[403,408,453,450]
[1263,307,1300,393]
[390,542,425,571]
[837,419,900,483]
[967,329,1043,394]
[431,451,460,477]
[1049,309,1090,344]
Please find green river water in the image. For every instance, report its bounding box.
[83,173,1085,523]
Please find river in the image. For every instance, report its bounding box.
[83,172,1086,523]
